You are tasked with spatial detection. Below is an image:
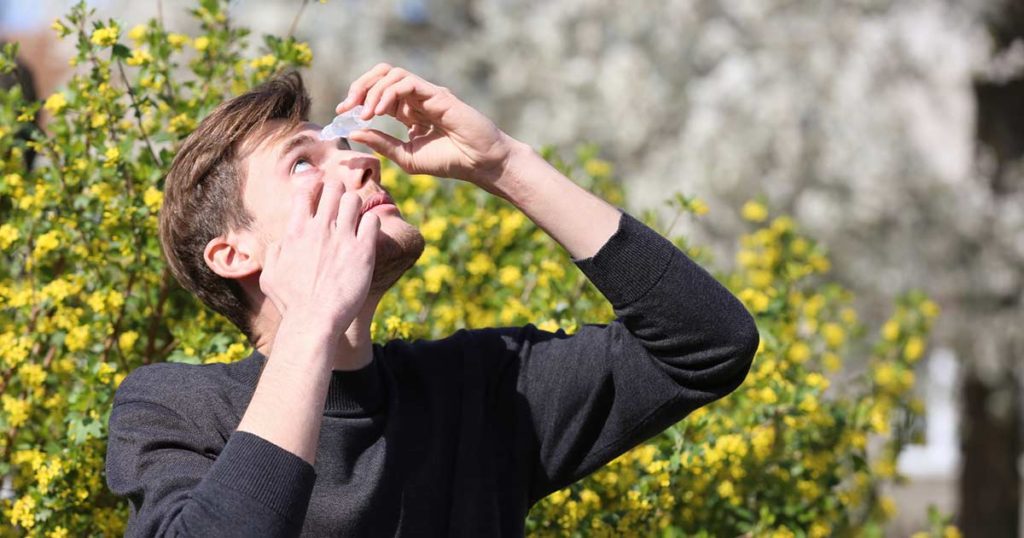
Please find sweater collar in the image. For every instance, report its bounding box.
[244,343,386,418]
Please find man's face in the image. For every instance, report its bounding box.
[240,119,425,296]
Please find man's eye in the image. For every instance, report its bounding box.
[292,158,314,174]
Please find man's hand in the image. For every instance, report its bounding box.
[337,64,526,195]
[259,174,380,331]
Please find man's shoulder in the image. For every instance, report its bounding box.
[113,357,247,409]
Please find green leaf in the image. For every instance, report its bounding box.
[112,44,131,59]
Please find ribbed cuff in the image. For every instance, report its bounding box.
[206,430,316,524]
[571,209,678,307]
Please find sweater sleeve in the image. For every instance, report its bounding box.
[104,365,317,538]
[473,209,759,504]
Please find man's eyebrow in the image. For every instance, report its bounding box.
[277,133,317,162]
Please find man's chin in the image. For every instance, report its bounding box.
[368,218,424,295]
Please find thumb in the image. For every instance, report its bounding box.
[349,129,412,169]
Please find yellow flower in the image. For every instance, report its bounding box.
[944,525,963,538]
[97,362,117,384]
[43,92,67,114]
[168,113,196,135]
[2,394,30,428]
[410,174,435,190]
[467,253,495,276]
[167,33,191,49]
[806,372,829,390]
[0,223,19,249]
[11,494,36,528]
[294,42,313,65]
[716,480,734,498]
[736,249,758,268]
[193,36,210,52]
[798,394,819,413]
[250,54,277,69]
[537,319,560,332]
[878,495,897,518]
[119,330,139,352]
[840,307,858,324]
[873,457,895,478]
[33,230,61,259]
[808,253,831,273]
[809,522,831,538]
[104,145,120,167]
[128,24,147,43]
[787,342,811,363]
[584,158,612,178]
[498,266,522,286]
[904,336,924,362]
[741,200,768,222]
[47,526,69,538]
[380,167,398,189]
[690,197,709,215]
[421,216,448,241]
[869,402,890,434]
[749,269,773,289]
[921,300,940,319]
[400,197,420,216]
[416,244,440,267]
[751,424,775,460]
[90,25,120,47]
[35,458,64,493]
[881,319,900,342]
[739,288,770,313]
[18,363,46,388]
[143,186,164,212]
[51,19,68,35]
[90,112,108,128]
[65,326,90,352]
[126,48,153,66]
[423,264,454,293]
[823,352,841,372]
[539,259,566,279]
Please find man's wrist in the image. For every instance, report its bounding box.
[276,309,344,352]
[482,137,543,204]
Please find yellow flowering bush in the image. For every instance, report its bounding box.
[520,191,948,536]
[0,1,955,536]
[0,1,315,535]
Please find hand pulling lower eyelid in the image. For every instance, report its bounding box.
[320,105,372,141]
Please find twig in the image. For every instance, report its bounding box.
[287,0,311,39]
[116,59,163,167]
[143,267,172,363]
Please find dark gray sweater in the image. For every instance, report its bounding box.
[105,209,759,537]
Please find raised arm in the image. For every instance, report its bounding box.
[338,64,759,503]
[107,161,381,536]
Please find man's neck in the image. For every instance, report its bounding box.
[252,296,380,371]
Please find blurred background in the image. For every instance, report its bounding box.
[2,0,1021,535]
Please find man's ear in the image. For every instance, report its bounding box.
[204,230,261,280]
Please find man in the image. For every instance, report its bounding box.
[105,64,759,537]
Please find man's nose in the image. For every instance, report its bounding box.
[329,153,381,191]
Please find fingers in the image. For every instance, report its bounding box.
[373,77,428,118]
[336,63,393,114]
[336,64,446,123]
[334,191,363,235]
[363,69,419,119]
[356,211,381,242]
[347,129,411,169]
[316,178,346,226]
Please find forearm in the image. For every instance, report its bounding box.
[236,313,337,465]
[490,139,622,261]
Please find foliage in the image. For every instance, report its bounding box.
[0,1,955,537]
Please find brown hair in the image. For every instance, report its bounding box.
[159,71,311,344]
